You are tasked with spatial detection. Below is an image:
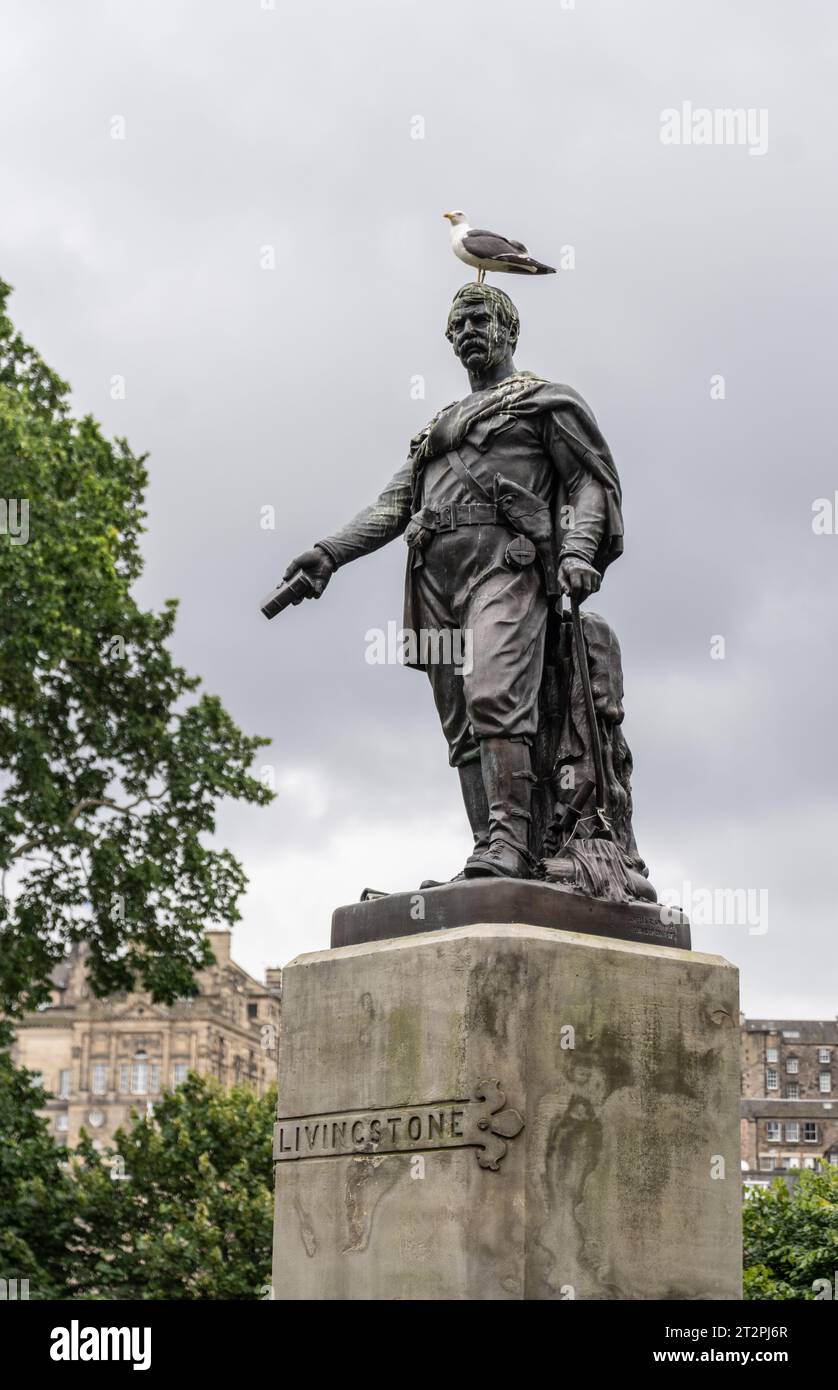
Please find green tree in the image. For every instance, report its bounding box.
[0,1049,77,1299]
[0,278,271,1015]
[66,1075,275,1300]
[744,1164,838,1300]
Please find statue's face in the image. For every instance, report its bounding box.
[447,299,512,373]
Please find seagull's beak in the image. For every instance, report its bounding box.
[443,212,454,221]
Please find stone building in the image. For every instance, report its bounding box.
[11,930,281,1150]
[740,1016,838,1185]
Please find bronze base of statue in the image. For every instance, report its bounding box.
[331,878,690,952]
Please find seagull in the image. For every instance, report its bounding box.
[443,211,556,284]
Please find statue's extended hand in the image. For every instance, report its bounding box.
[283,546,335,598]
[559,556,601,602]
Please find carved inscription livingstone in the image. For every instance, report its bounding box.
[273,1079,524,1171]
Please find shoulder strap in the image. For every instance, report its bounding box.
[444,446,494,504]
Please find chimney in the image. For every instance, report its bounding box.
[265,967,282,998]
[206,930,232,966]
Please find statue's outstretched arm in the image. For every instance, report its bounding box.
[282,459,414,599]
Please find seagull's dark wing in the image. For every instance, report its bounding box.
[462,229,530,259]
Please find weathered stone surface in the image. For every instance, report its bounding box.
[272,924,741,1300]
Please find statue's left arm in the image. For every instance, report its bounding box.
[542,411,612,601]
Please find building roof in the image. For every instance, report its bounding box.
[741,1098,838,1119]
[744,1019,838,1043]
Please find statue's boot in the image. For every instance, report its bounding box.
[464,737,534,880]
[458,758,491,866]
[419,760,490,888]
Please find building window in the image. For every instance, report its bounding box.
[766,1068,778,1091]
[804,1157,817,1169]
[758,1156,774,1172]
[818,1048,831,1064]
[248,1002,258,1020]
[787,1155,800,1169]
[828,1151,838,1167]
[91,1064,108,1095]
[765,1121,781,1141]
[782,1030,800,1040]
[785,1122,799,1142]
[803,1122,819,1143]
[130,1062,148,1095]
[765,1047,778,1063]
[58,1068,71,1098]
[785,1082,799,1099]
[172,1064,188,1087]
[149,1064,160,1093]
[118,1064,130,1092]
[819,1072,832,1093]
[786,1056,799,1074]
[56,1114,69,1133]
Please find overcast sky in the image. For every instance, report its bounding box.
[1,0,836,1016]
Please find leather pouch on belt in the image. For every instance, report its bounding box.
[404,507,437,552]
[494,473,558,596]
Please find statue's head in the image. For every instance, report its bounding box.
[445,283,520,374]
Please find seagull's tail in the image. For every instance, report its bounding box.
[499,256,556,276]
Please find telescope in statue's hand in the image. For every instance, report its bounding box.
[260,569,316,620]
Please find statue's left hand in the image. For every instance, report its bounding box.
[559,556,601,602]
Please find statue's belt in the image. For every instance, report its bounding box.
[409,502,501,534]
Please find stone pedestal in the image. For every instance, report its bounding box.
[272,923,741,1300]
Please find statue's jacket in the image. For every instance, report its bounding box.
[317,372,625,665]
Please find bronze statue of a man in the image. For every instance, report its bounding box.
[281,284,649,894]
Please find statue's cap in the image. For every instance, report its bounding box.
[446,283,520,341]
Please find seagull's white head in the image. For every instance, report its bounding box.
[443,210,469,226]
